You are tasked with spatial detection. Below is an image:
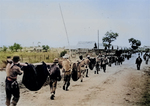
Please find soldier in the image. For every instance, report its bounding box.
[48,58,61,100]
[61,58,71,91]
[85,54,90,77]
[77,55,86,82]
[145,53,149,64]
[5,56,27,106]
[101,55,108,73]
[135,55,142,70]
[95,54,102,74]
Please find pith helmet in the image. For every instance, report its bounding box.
[53,58,58,63]
[12,56,20,63]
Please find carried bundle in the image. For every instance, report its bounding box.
[22,62,49,91]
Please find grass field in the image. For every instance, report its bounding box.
[0,48,64,69]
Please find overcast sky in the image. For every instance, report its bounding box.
[0,0,150,48]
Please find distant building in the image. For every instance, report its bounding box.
[65,41,104,54]
[65,41,130,55]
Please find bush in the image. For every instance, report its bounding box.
[60,50,67,57]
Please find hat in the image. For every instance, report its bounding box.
[13,56,20,63]
[53,58,58,63]
[87,55,90,57]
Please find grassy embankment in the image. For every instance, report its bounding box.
[0,49,61,69]
[140,67,150,106]
[129,67,150,106]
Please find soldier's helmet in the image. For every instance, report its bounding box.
[12,56,20,63]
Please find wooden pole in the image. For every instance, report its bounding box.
[98,30,99,51]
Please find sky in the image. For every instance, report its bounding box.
[0,0,150,48]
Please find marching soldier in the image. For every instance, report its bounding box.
[101,55,108,73]
[5,56,27,106]
[48,58,61,100]
[135,55,142,70]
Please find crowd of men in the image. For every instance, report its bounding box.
[4,51,150,106]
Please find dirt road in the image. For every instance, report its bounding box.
[1,53,149,106]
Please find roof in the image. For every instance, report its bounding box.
[76,41,96,49]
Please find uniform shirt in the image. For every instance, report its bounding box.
[102,57,108,65]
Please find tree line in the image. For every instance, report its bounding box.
[102,30,141,50]
[1,43,50,52]
[1,30,142,52]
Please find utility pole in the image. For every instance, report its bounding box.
[59,4,71,58]
[98,30,99,50]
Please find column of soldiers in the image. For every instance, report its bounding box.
[5,51,148,106]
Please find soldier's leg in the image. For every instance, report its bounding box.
[5,88,12,106]
[94,66,96,74]
[5,80,12,106]
[50,80,57,100]
[52,80,57,94]
[63,74,67,90]
[103,65,106,73]
[97,66,99,74]
[137,64,139,70]
[86,68,89,77]
[139,64,141,70]
[11,84,20,106]
[66,75,71,91]
[66,81,70,91]
[49,80,53,93]
[80,70,85,82]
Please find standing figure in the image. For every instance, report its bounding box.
[61,58,72,91]
[48,58,61,100]
[95,54,102,74]
[94,61,99,74]
[5,56,27,106]
[145,54,149,64]
[101,55,108,73]
[85,55,90,77]
[135,55,142,70]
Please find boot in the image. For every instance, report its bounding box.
[6,98,11,106]
[63,85,65,90]
[66,82,70,91]
[10,102,16,106]
[50,93,54,100]
[10,99,17,106]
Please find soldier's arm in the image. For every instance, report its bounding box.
[17,67,23,75]
[20,63,28,66]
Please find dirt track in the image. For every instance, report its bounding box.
[0,53,149,106]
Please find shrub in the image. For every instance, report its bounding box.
[60,50,67,57]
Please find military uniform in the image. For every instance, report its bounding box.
[5,58,22,106]
[135,56,142,70]
[49,58,61,100]
[101,56,108,73]
[62,59,71,91]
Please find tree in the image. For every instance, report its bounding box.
[2,46,7,52]
[102,31,119,49]
[9,43,22,52]
[60,50,67,57]
[128,38,141,50]
[9,46,14,52]
[42,45,50,52]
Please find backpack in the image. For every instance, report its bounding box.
[49,64,61,80]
